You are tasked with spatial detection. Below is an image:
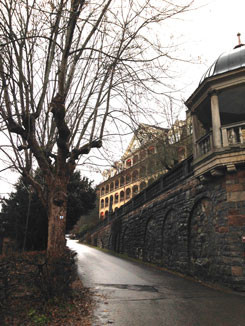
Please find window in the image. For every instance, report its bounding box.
[126,174,131,184]
[148,178,154,185]
[140,181,146,191]
[115,193,119,203]
[115,179,119,189]
[105,197,109,207]
[126,188,131,199]
[133,185,139,195]
[140,150,146,160]
[148,146,155,155]
[101,199,104,208]
[101,187,105,196]
[120,176,125,187]
[110,182,114,192]
[110,195,113,205]
[132,170,139,181]
[133,155,139,165]
[105,185,109,194]
[126,159,132,167]
[120,191,124,202]
[140,166,146,177]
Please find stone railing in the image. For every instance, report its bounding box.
[195,121,245,161]
[196,131,212,156]
[221,121,245,146]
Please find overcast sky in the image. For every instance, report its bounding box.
[180,0,245,96]
[0,0,244,195]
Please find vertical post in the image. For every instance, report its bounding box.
[191,112,198,159]
[221,128,229,147]
[210,91,222,149]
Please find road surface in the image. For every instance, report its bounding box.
[67,239,245,326]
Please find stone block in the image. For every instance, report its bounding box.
[216,226,229,233]
[228,208,239,214]
[227,191,245,202]
[226,183,243,192]
[228,215,245,226]
[231,266,243,276]
[238,177,245,185]
[226,179,236,185]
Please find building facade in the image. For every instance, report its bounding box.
[98,122,191,219]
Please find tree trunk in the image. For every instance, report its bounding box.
[47,179,68,257]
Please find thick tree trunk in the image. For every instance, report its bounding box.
[47,179,68,257]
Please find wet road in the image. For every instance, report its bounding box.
[67,240,245,326]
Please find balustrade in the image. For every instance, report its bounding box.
[195,121,245,160]
[196,132,212,156]
[221,122,245,146]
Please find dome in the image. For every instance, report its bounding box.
[199,44,245,85]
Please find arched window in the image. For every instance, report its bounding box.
[126,174,131,184]
[110,182,114,192]
[120,191,124,202]
[140,150,146,160]
[101,199,104,208]
[148,146,155,155]
[115,179,119,189]
[101,187,105,196]
[105,185,109,194]
[105,197,109,207]
[155,159,162,170]
[132,170,139,182]
[132,185,139,195]
[140,166,146,177]
[148,178,154,185]
[105,210,109,218]
[120,176,125,187]
[115,193,119,203]
[126,158,132,167]
[126,188,131,199]
[133,155,139,165]
[140,181,146,191]
[147,162,154,174]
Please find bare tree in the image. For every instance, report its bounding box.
[0,0,193,257]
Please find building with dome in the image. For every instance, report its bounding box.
[82,36,245,291]
[186,37,245,179]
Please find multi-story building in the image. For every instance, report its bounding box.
[98,122,191,219]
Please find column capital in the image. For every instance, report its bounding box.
[208,89,219,97]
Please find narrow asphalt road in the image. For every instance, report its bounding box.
[67,239,245,326]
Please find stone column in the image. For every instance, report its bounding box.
[191,112,198,159]
[210,91,222,149]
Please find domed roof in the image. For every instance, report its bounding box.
[199,44,245,85]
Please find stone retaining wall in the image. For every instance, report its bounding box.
[87,165,245,291]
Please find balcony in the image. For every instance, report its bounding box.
[196,122,245,158]
[194,121,245,178]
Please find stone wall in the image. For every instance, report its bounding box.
[86,160,245,291]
